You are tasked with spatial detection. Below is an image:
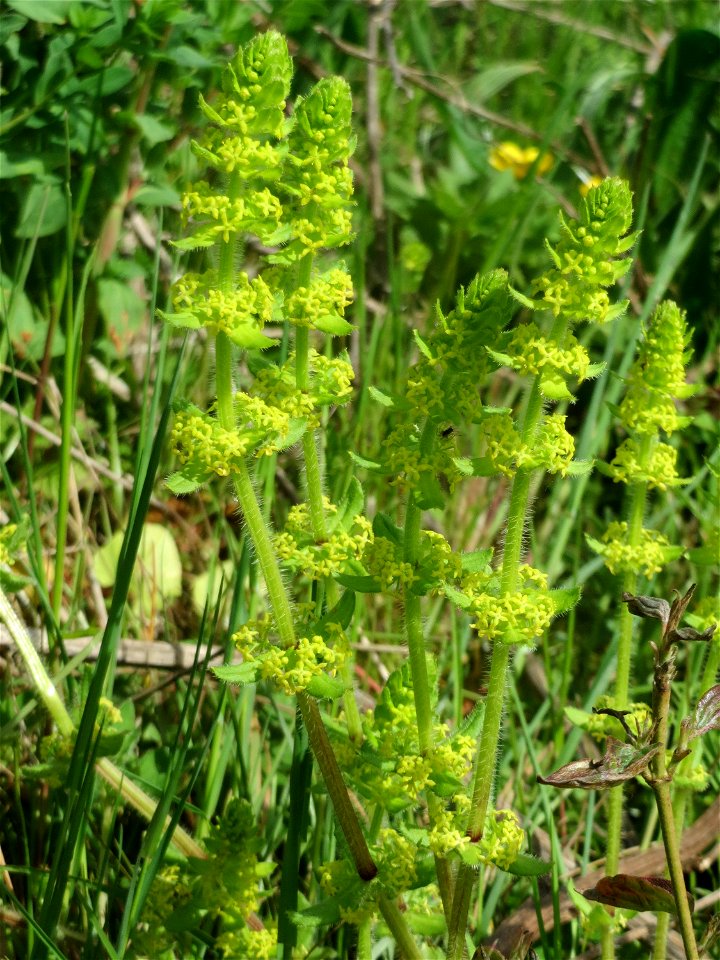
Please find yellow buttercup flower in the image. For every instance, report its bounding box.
[489,141,553,179]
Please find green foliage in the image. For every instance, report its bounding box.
[0,4,717,960]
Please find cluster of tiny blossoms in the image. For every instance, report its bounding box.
[361,530,461,593]
[233,615,349,696]
[588,522,682,578]
[275,498,372,579]
[478,412,575,478]
[380,271,510,490]
[589,300,691,576]
[464,565,557,646]
[532,177,635,325]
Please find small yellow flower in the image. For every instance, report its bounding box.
[489,141,553,179]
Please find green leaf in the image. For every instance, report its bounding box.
[212,662,260,685]
[0,152,45,179]
[550,586,582,615]
[486,347,518,369]
[127,184,181,208]
[443,584,472,610]
[508,285,541,310]
[413,328,434,361]
[368,385,395,407]
[133,113,176,146]
[15,179,67,238]
[93,523,182,619]
[540,375,573,401]
[372,513,403,546]
[461,549,493,572]
[348,451,382,471]
[416,471,445,510]
[585,361,607,379]
[502,853,552,877]
[565,459,594,476]
[689,684,720,741]
[316,590,356,632]
[305,674,346,699]
[328,476,364,534]
[165,467,210,495]
[334,573,382,594]
[313,313,354,335]
[97,277,146,354]
[6,0,70,24]
[452,457,474,476]
[227,325,278,349]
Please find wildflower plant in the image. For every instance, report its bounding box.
[156,29,695,959]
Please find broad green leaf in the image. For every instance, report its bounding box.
[212,662,260,685]
[15,179,67,237]
[191,559,234,618]
[502,853,552,877]
[165,468,211,495]
[334,573,382,594]
[550,586,581,615]
[305,674,346,699]
[6,0,70,24]
[133,113,175,146]
[564,459,594,476]
[97,277,146,354]
[443,584,472,610]
[313,313,354,335]
[461,548,493,572]
[412,328,434,361]
[372,513,403,546]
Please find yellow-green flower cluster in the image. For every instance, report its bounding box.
[279,76,355,260]
[233,616,349,696]
[618,301,693,435]
[384,422,465,491]
[607,438,685,491]
[479,413,575,477]
[589,522,682,577]
[171,405,253,478]
[475,810,525,870]
[588,300,692,577]
[250,350,354,429]
[175,33,291,250]
[464,565,557,645]
[419,531,464,589]
[362,535,417,590]
[502,322,590,382]
[169,269,275,347]
[375,828,418,897]
[217,927,277,960]
[284,266,354,332]
[533,178,635,325]
[672,763,708,792]
[181,182,284,248]
[274,498,372,579]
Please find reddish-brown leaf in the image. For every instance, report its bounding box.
[582,874,694,915]
[537,738,660,790]
[690,683,720,741]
